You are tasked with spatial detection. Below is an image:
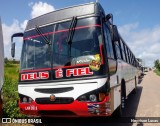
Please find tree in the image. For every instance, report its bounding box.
[154,59,160,70]
[4,57,9,64]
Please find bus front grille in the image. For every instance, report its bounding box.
[35,97,74,104]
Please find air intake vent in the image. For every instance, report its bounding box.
[34,87,74,94]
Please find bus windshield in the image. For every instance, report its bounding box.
[21,17,102,70]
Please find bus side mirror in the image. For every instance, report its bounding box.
[105,14,119,42]
[112,25,120,42]
[11,32,23,58]
[105,13,113,24]
[11,42,15,58]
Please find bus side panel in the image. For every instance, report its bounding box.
[110,59,122,112]
[110,86,121,111]
[110,59,138,113]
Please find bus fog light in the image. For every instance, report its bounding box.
[23,97,27,103]
[89,94,97,102]
[106,108,111,114]
[105,102,110,108]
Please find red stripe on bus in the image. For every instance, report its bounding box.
[100,44,104,65]
[20,68,51,73]
[24,24,101,40]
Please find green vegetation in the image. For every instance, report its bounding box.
[154,59,160,76]
[154,69,160,76]
[2,60,26,118]
[4,63,19,80]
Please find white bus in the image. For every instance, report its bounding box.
[0,17,4,116]
[11,2,138,117]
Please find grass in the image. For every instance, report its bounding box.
[4,63,19,80]
[154,69,160,76]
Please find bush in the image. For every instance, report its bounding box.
[2,62,26,118]
[2,76,25,118]
[154,69,160,76]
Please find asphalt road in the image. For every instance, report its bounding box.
[37,71,160,126]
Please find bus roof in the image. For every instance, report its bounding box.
[25,2,105,31]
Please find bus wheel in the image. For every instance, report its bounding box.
[133,77,137,94]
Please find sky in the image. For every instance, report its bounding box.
[0,0,160,67]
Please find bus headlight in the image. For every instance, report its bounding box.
[22,97,27,103]
[77,93,105,102]
[28,98,33,103]
[79,95,87,101]
[19,94,33,104]
[89,94,97,102]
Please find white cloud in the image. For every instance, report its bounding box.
[2,1,55,59]
[2,20,23,59]
[118,23,160,67]
[118,22,139,39]
[2,20,22,46]
[20,20,28,31]
[30,1,55,18]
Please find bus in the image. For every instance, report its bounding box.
[0,17,4,117]
[136,58,144,76]
[11,2,139,117]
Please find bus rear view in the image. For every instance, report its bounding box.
[11,2,138,117]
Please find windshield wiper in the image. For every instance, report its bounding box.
[35,25,51,45]
[66,16,77,44]
[66,16,77,62]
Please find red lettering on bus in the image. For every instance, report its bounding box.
[21,72,49,81]
[85,67,93,75]
[66,69,73,77]
[21,74,27,81]
[55,69,63,78]
[28,73,33,80]
[33,73,40,80]
[66,67,93,77]
[77,68,85,76]
[40,72,49,79]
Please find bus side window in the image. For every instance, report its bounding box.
[127,49,131,64]
[131,53,134,65]
[115,41,122,59]
[103,24,115,59]
[103,24,117,75]
[119,40,126,62]
[124,45,129,63]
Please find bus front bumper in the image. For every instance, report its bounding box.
[19,96,111,117]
